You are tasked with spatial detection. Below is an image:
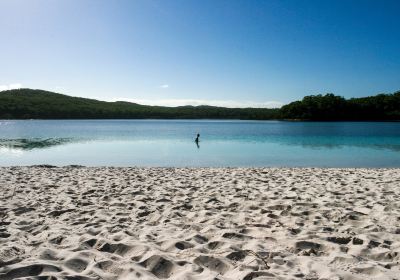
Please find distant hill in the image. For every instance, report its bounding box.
[1,88,399,120]
[0,89,279,119]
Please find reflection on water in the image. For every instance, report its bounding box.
[276,138,400,152]
[1,120,400,167]
[1,136,400,152]
[0,138,76,150]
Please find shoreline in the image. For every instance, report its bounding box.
[4,165,400,169]
[1,167,399,279]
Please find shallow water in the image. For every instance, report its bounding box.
[1,120,400,167]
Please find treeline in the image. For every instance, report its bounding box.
[0,89,279,120]
[280,92,400,120]
[0,88,400,120]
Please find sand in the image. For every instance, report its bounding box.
[0,167,399,280]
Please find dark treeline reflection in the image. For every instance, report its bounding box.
[284,141,400,152]
[1,137,400,153]
[0,138,75,150]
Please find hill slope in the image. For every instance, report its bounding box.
[0,89,279,119]
[1,88,400,120]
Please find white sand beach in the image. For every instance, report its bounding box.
[0,167,399,280]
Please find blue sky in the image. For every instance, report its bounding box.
[0,0,399,107]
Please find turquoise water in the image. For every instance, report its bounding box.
[1,120,400,167]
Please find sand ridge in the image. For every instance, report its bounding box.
[0,167,399,279]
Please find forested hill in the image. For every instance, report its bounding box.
[280,92,400,121]
[1,88,400,120]
[0,89,279,119]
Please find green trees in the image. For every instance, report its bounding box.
[280,92,400,120]
[0,89,279,120]
[346,92,400,120]
[1,88,399,120]
[280,94,347,120]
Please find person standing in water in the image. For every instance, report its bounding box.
[195,133,200,148]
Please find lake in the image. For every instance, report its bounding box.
[1,120,400,167]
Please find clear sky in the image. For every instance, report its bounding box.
[0,0,399,107]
